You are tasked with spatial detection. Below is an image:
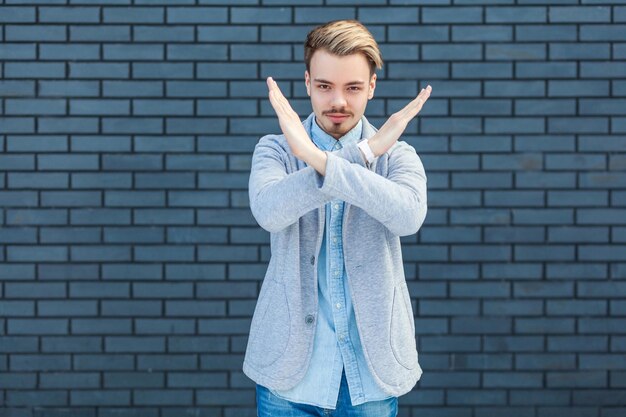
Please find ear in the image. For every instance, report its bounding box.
[305,70,311,97]
[368,73,377,100]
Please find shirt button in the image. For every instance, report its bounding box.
[332,237,338,244]
[334,204,339,209]
[334,271,340,277]
[336,303,341,309]
[339,334,345,342]
[310,256,315,265]
[305,314,315,325]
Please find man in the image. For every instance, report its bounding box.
[244,19,432,416]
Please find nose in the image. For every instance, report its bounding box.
[330,90,347,108]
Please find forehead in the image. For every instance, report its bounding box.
[309,49,371,83]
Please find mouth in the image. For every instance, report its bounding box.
[326,114,350,123]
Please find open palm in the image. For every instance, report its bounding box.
[368,85,432,157]
[266,77,316,160]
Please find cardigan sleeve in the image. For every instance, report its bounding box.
[248,134,368,233]
[318,140,428,237]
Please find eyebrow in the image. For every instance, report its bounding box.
[313,78,365,86]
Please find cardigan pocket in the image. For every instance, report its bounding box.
[247,278,291,368]
[390,282,418,370]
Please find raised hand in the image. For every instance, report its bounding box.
[368,85,432,157]
[266,76,317,160]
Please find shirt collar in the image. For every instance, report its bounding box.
[311,115,363,152]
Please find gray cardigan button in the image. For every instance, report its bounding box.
[310,256,315,265]
[305,314,315,325]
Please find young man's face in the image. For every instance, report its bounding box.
[305,49,376,140]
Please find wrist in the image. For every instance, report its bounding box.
[366,138,382,157]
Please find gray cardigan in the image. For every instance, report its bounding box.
[243,112,428,397]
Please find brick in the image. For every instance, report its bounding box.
[484,300,544,316]
[360,7,418,23]
[134,25,195,42]
[5,99,66,115]
[388,25,448,42]
[70,25,131,42]
[167,118,227,134]
[484,190,544,207]
[450,209,510,225]
[486,226,545,243]
[198,26,258,45]
[70,391,131,406]
[483,264,543,280]
[548,190,608,207]
[6,209,66,225]
[0,80,35,97]
[40,372,100,389]
[512,209,574,225]
[103,7,164,23]
[547,300,607,316]
[581,62,626,78]
[452,172,513,189]
[40,44,100,61]
[135,99,194,116]
[448,389,507,405]
[7,318,69,334]
[5,62,65,79]
[424,7,482,23]
[39,80,99,97]
[233,7,292,23]
[517,24,577,41]
[165,7,227,23]
[547,263,607,280]
[515,281,574,298]
[166,155,226,171]
[232,44,291,61]
[69,63,129,79]
[43,224,103,243]
[70,136,129,152]
[0,7,36,23]
[104,45,164,61]
[71,173,132,189]
[451,245,511,262]
[103,81,163,97]
[166,82,226,99]
[516,172,577,189]
[0,43,37,60]
[38,301,98,317]
[453,26,512,42]
[102,117,163,134]
[5,24,66,41]
[486,6,546,23]
[516,318,575,334]
[132,63,193,79]
[548,226,609,243]
[484,335,544,353]
[105,337,165,353]
[39,7,100,23]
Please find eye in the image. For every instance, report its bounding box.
[349,87,361,91]
[318,84,330,90]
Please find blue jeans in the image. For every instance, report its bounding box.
[256,369,398,417]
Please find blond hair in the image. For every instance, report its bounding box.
[304,19,383,78]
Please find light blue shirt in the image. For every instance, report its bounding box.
[269,116,394,409]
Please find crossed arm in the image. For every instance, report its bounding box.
[249,77,432,236]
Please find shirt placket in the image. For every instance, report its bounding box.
[327,140,365,403]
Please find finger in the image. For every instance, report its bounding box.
[271,79,297,117]
[268,83,292,119]
[399,85,431,119]
[272,79,292,111]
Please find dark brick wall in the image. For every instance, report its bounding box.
[1,1,626,416]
